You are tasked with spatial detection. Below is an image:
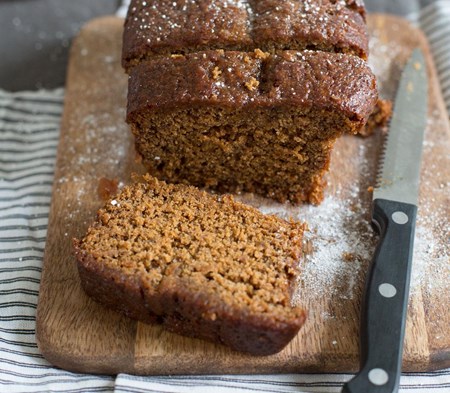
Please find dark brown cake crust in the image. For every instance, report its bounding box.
[122,0,369,70]
[127,49,377,123]
[75,252,306,355]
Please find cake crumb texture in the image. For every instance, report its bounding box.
[127,50,378,204]
[74,175,306,355]
[359,98,392,137]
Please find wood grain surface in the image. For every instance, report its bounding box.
[36,15,450,375]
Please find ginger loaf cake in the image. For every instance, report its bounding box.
[123,0,378,204]
[74,175,307,355]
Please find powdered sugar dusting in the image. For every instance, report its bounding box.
[237,149,376,304]
[408,109,450,296]
[295,195,374,301]
[128,0,365,53]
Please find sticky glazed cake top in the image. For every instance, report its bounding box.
[122,0,369,69]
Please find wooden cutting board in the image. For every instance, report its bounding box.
[36,14,450,375]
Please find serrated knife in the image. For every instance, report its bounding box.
[342,48,428,393]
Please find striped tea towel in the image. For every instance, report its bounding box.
[0,89,115,392]
[407,0,450,112]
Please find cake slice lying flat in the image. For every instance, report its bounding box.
[74,175,306,355]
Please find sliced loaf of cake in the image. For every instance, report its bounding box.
[122,0,378,204]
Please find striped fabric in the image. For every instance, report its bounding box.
[408,0,450,112]
[0,89,115,392]
[1,1,450,391]
[113,372,450,392]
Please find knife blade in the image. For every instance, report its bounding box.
[342,48,428,393]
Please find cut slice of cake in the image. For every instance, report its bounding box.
[127,49,378,204]
[74,175,306,355]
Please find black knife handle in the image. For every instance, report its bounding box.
[342,198,417,393]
